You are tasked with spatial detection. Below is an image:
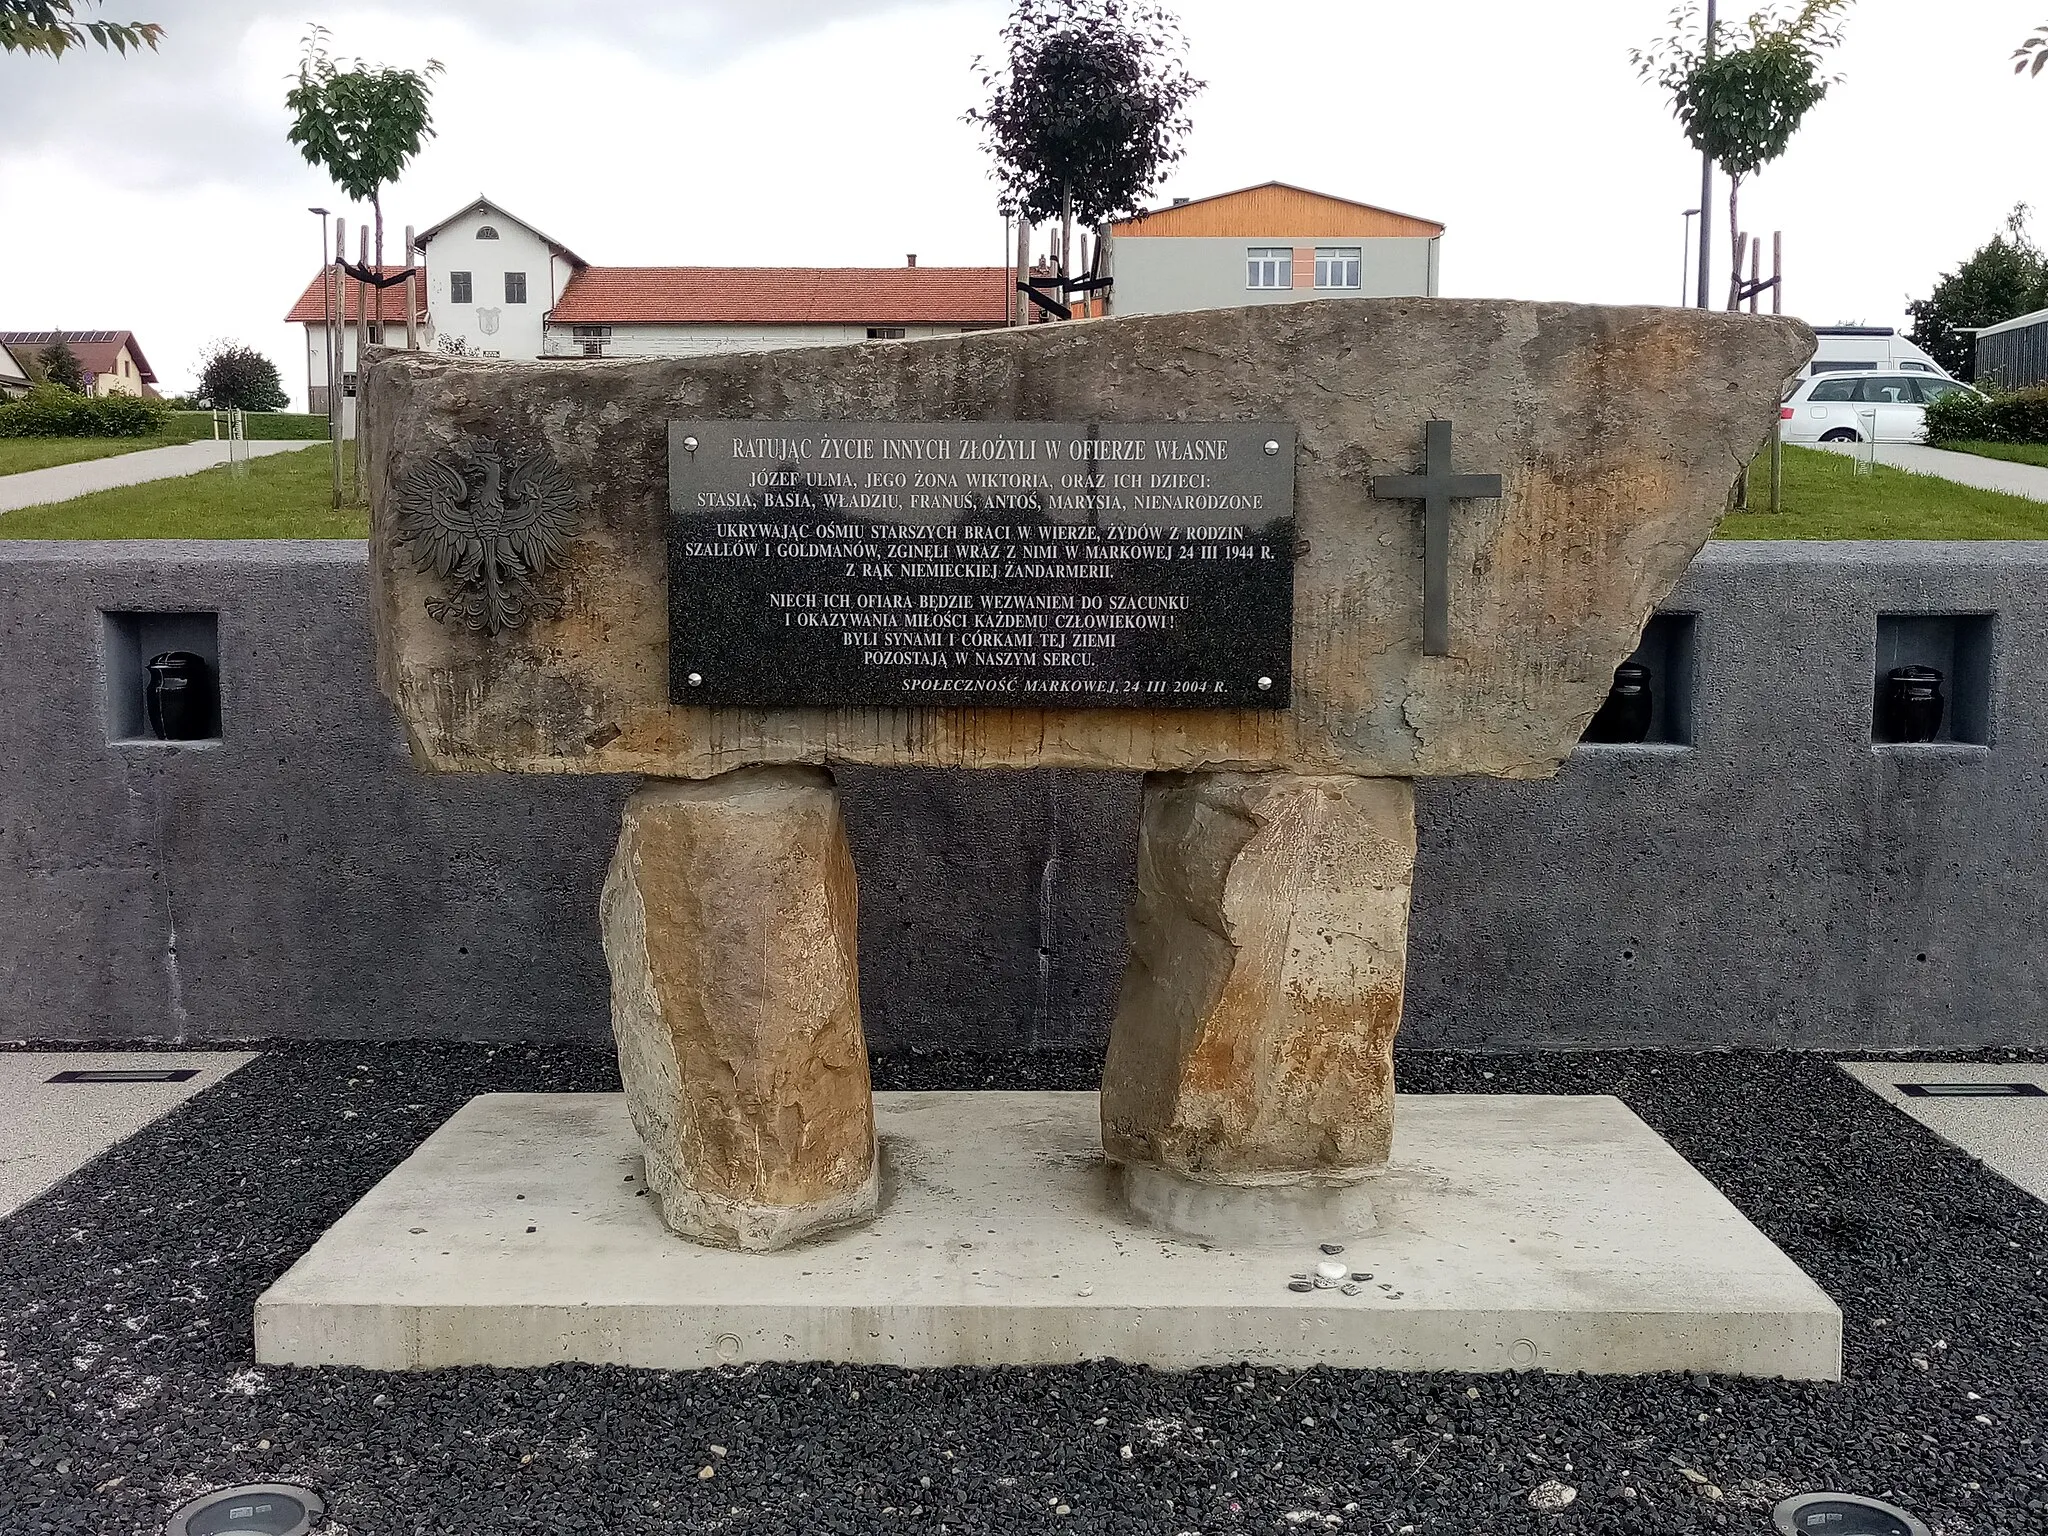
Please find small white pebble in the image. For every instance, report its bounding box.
[698,1466,715,1479]
[520,1453,533,1465]
[1466,1386,1480,1399]
[710,1445,727,1457]
[1056,1505,1071,1515]
[1093,1417,1108,1427]
[1121,1445,1133,1460]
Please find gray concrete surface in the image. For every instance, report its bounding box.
[253,1090,1840,1377]
[1839,1061,2048,1205]
[7,540,2048,1052]
[1815,440,2048,503]
[0,1050,256,1216]
[0,440,319,513]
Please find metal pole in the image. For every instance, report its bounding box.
[329,218,344,510]
[1681,209,1698,306]
[1697,0,1717,309]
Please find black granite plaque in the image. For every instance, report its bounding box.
[667,421,1295,709]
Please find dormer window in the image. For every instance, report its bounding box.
[476,225,500,240]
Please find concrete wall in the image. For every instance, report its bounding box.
[1109,235,1439,316]
[3,541,2045,1051]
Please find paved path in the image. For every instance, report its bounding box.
[1817,440,2048,503]
[0,438,322,513]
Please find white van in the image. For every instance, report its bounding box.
[1795,326,1951,381]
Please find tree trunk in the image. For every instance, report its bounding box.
[1060,184,1073,288]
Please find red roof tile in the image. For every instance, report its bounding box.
[284,266,429,325]
[550,267,1010,327]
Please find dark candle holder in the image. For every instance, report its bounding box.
[1881,665,1945,743]
[144,651,216,741]
[1582,660,1654,745]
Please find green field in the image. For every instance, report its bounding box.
[0,442,364,539]
[0,413,329,476]
[1718,444,2048,539]
[1939,440,2048,470]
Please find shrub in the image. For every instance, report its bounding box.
[1924,383,2048,445]
[0,383,169,438]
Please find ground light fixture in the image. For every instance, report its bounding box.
[163,1482,325,1536]
[1772,1491,1931,1536]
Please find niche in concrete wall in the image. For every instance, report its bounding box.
[1580,612,1696,749]
[101,610,221,745]
[1873,613,1994,747]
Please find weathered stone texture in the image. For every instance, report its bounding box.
[367,301,1813,781]
[1101,772,1415,1185]
[599,768,875,1250]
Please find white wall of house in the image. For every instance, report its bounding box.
[422,208,575,361]
[302,319,424,433]
[1107,235,1439,317]
[541,322,981,359]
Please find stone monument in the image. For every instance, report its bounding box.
[365,300,1810,1254]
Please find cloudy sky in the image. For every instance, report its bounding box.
[3,0,2043,404]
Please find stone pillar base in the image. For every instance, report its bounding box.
[601,767,876,1253]
[1102,771,1416,1203]
[1113,1163,1379,1247]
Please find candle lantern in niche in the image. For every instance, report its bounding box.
[144,651,216,741]
[1582,660,1654,744]
[1881,665,1945,743]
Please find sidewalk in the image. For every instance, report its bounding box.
[0,438,322,513]
[1819,440,2048,504]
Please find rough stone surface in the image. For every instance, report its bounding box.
[365,301,1812,781]
[599,768,875,1249]
[1101,773,1415,1185]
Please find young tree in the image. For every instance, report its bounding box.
[1906,208,2048,380]
[195,340,290,412]
[36,334,86,393]
[285,25,443,275]
[0,0,159,57]
[1635,1,1852,308]
[966,0,1201,278]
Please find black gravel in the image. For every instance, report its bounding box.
[1,1044,2044,1536]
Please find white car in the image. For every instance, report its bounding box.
[1779,370,1977,445]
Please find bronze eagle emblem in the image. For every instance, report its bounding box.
[395,439,579,636]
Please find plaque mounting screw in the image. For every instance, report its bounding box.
[682,436,699,453]
[1264,440,1280,455]
[1258,676,1274,691]
[687,672,704,688]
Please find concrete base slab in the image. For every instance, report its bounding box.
[1841,1060,2048,1205]
[255,1091,1840,1378]
[0,1051,258,1218]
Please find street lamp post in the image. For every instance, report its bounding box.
[1697,0,1718,308]
[1681,208,1701,307]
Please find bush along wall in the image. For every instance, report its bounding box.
[0,385,169,438]
[1924,383,2048,445]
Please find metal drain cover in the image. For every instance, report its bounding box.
[164,1482,324,1536]
[49,1068,201,1084]
[1772,1492,1929,1536]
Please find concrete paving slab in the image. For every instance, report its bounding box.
[1839,1060,2048,1204]
[1814,440,2048,503]
[256,1091,1841,1378]
[0,1051,258,1217]
[0,439,320,512]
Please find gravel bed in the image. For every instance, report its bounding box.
[0,1043,2043,1536]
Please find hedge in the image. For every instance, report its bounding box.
[1924,384,2048,446]
[0,385,168,438]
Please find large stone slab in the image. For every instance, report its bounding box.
[366,301,1811,781]
[600,769,875,1250]
[254,1090,1841,1377]
[1103,772,1414,1198]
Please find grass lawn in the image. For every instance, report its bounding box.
[1936,440,2048,470]
[0,413,329,477]
[0,442,365,539]
[1718,443,2048,539]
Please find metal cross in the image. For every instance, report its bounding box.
[1369,420,1504,656]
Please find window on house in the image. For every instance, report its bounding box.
[505,272,528,304]
[367,324,384,344]
[450,271,473,304]
[476,225,500,240]
[1246,247,1292,289]
[1315,247,1363,289]
[342,371,358,398]
[573,324,611,357]
[867,326,907,340]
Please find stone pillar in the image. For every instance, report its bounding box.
[600,767,876,1252]
[1101,772,1415,1243]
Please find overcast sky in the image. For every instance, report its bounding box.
[3,0,2043,404]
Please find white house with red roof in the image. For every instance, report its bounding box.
[283,269,427,419]
[0,330,159,397]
